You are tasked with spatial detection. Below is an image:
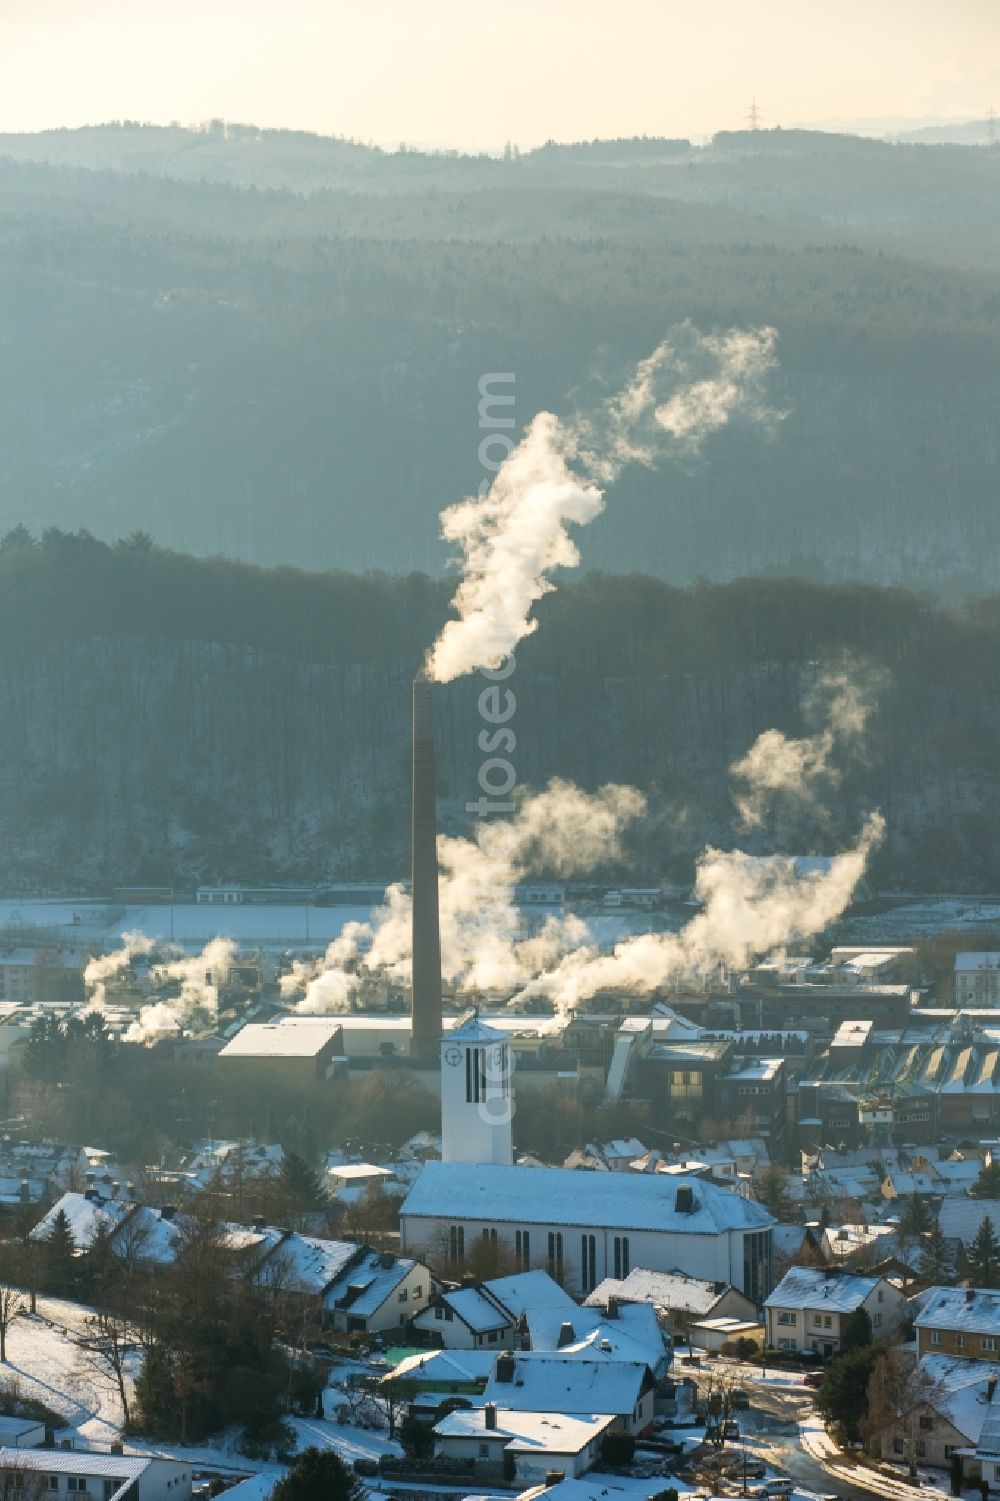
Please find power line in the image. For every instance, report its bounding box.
[747,97,762,132]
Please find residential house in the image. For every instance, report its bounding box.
[413,1269,668,1377]
[916,1288,1000,1362]
[0,1451,191,1501]
[483,1351,656,1436]
[585,1268,757,1339]
[764,1266,906,1357]
[30,1192,186,1267]
[384,1348,495,1418]
[433,1403,614,1486]
[875,1354,1000,1471]
[956,954,1000,1008]
[938,1199,1000,1270]
[235,1226,432,1333]
[0,1417,45,1448]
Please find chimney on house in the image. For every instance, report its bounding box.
[494,1352,516,1383]
[557,1321,576,1348]
[606,1296,620,1320]
[410,676,442,1062]
[159,1205,176,1221]
[967,1288,976,1304]
[484,1403,498,1430]
[675,1184,695,1214]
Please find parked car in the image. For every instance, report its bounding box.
[723,1421,740,1440]
[750,1480,794,1497]
[804,1372,825,1390]
[731,1388,751,1409]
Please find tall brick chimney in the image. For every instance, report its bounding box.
[410,676,443,1060]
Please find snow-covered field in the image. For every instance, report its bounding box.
[3,1295,405,1494]
[0,896,667,955]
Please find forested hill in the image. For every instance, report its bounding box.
[1,125,1000,594]
[1,532,999,892]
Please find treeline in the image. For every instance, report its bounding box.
[2,541,1000,887]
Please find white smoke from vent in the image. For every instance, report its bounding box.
[426,324,779,683]
[731,670,878,831]
[85,932,237,1042]
[518,812,885,1028]
[284,781,644,1014]
[83,930,157,1011]
[124,936,237,1044]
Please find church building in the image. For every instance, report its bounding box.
[399,1011,775,1304]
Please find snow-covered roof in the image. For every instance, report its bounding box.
[327,1162,393,1182]
[435,1406,613,1454]
[771,1224,809,1259]
[823,1224,898,1261]
[915,1355,1000,1443]
[218,1017,342,1058]
[438,1286,511,1334]
[448,1010,508,1044]
[722,1059,783,1082]
[0,1451,158,1501]
[917,1287,1000,1337]
[326,1249,421,1317]
[265,1233,360,1294]
[484,1354,648,1415]
[402,1162,774,1235]
[939,1199,1000,1246]
[29,1191,131,1250]
[765,1266,882,1313]
[391,1348,496,1386]
[585,1267,738,1316]
[956,953,1000,972]
[546,1309,667,1376]
[0,1418,44,1438]
[485,1269,577,1321]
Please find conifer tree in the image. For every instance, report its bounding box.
[968,1216,1000,1288]
[919,1223,955,1285]
[44,1208,77,1298]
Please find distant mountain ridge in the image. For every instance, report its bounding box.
[0,126,998,593]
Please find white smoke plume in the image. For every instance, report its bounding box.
[426,324,779,683]
[283,781,644,1014]
[83,930,158,1011]
[731,670,878,831]
[124,936,237,1043]
[516,812,884,1028]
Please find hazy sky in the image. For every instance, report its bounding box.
[2,0,999,150]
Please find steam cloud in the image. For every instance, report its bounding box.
[731,669,879,831]
[516,813,884,1028]
[84,931,157,1010]
[426,324,779,683]
[85,933,237,1043]
[282,780,645,1013]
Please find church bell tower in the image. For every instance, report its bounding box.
[441,1010,514,1166]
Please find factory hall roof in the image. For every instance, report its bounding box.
[402,1161,774,1235]
[218,1017,342,1058]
